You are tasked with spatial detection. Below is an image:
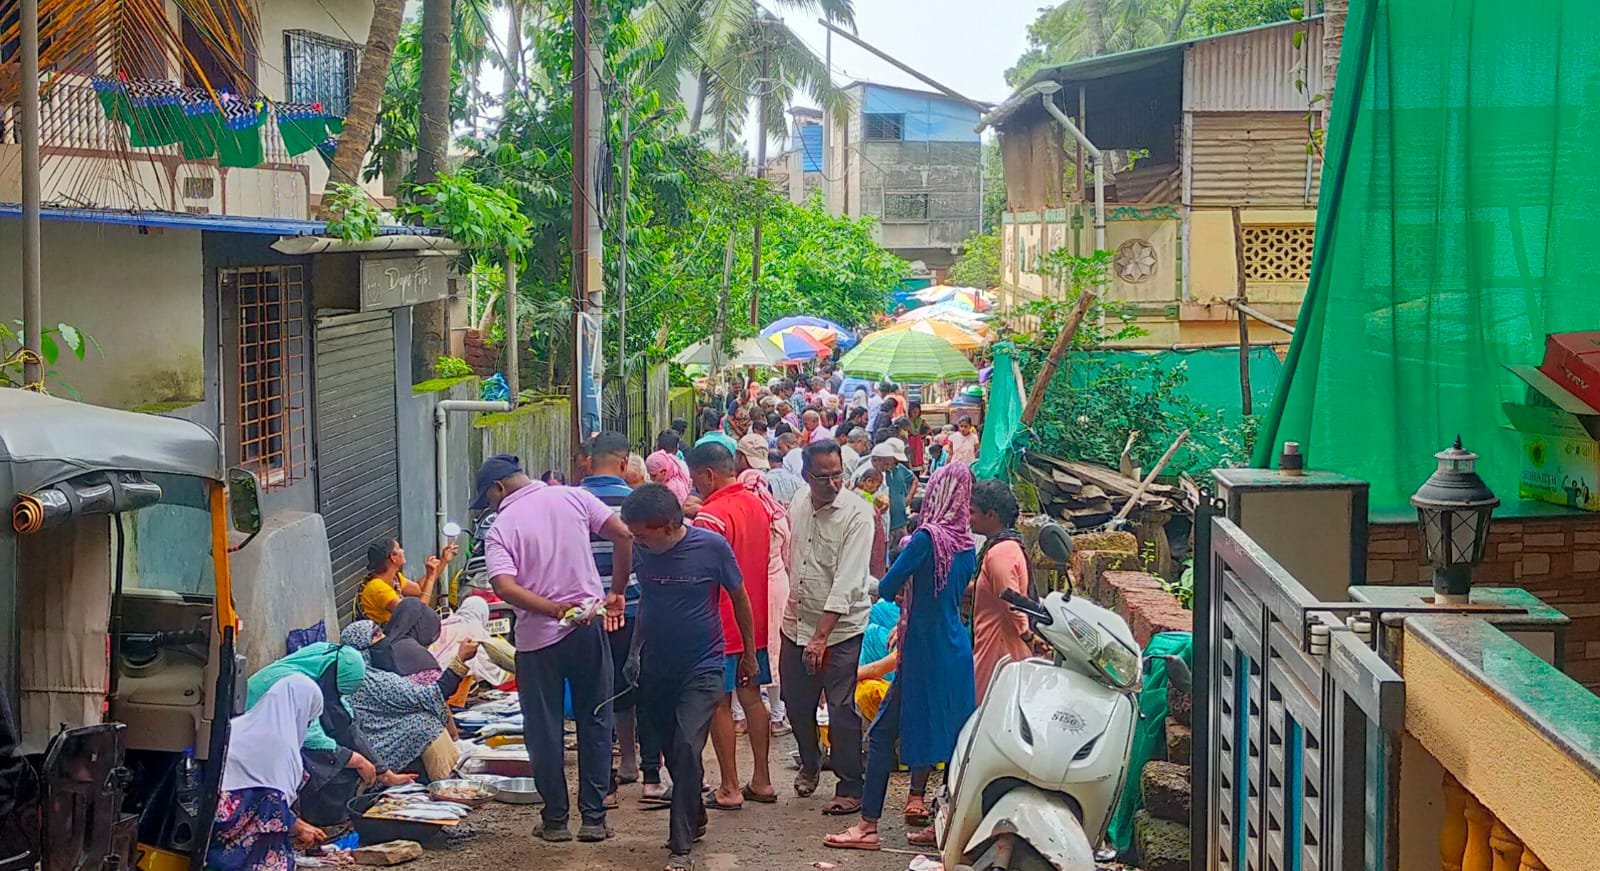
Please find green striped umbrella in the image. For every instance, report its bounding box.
[839,329,978,383]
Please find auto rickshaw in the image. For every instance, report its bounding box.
[0,389,263,871]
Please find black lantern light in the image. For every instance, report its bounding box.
[1410,436,1499,604]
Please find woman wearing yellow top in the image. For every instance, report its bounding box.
[356,538,458,624]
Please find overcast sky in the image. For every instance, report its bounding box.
[780,0,1036,104]
[751,0,1039,149]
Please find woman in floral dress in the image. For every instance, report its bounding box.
[207,673,324,870]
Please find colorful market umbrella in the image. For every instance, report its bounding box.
[839,330,978,383]
[895,302,991,327]
[879,318,988,351]
[944,288,993,312]
[766,325,835,360]
[761,316,857,348]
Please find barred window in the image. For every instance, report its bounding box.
[863,113,904,142]
[284,30,356,115]
[227,265,308,491]
[883,192,930,222]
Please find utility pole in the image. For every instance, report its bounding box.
[569,0,589,462]
[20,0,42,388]
[617,100,631,395]
[570,0,605,454]
[583,0,606,438]
[750,22,770,326]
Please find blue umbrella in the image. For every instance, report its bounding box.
[761,316,857,349]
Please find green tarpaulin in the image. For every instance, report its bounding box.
[1106,631,1192,855]
[1255,0,1600,513]
[974,342,1024,480]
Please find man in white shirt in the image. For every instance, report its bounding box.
[780,441,872,814]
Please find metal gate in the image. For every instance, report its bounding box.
[1197,506,1404,871]
[314,311,401,615]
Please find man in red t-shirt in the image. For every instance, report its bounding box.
[686,440,775,808]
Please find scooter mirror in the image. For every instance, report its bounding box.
[1037,522,1073,568]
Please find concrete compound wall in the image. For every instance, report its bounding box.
[1368,517,1600,691]
[230,510,341,673]
[0,218,204,409]
[859,140,982,252]
[399,377,479,584]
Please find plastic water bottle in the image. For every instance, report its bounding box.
[170,747,203,849]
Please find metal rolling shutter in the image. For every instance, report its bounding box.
[314,312,401,616]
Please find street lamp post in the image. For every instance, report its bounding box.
[1410,436,1500,604]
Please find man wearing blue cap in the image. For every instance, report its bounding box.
[474,453,635,844]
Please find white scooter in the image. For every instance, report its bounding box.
[934,525,1144,871]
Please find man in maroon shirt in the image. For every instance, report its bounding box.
[686,441,775,809]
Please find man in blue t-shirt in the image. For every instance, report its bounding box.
[620,484,757,870]
[578,432,660,804]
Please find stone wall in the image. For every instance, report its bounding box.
[1367,516,1600,690]
[1070,537,1193,869]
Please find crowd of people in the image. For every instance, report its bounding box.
[210,373,1025,871]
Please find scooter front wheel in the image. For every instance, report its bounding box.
[967,833,1056,871]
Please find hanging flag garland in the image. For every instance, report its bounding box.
[126,79,186,149]
[217,96,267,169]
[277,101,334,157]
[178,90,221,160]
[87,78,344,169]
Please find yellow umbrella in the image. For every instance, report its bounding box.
[879,318,987,351]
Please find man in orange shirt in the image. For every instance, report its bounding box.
[686,441,775,809]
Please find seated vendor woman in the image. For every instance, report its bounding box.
[357,537,459,624]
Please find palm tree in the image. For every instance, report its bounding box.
[320,0,406,215]
[638,0,855,142]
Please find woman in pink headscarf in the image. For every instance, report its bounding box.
[646,450,693,502]
[825,463,977,851]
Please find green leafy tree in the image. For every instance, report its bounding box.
[1008,0,1302,85]
[950,231,1002,290]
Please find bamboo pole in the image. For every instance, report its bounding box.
[1020,289,1096,426]
[1112,428,1189,524]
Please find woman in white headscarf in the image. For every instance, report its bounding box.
[428,597,510,705]
[207,673,325,870]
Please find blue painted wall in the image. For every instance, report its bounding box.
[861,85,981,143]
[797,124,824,172]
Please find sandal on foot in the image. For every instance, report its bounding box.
[906,826,938,847]
[904,795,930,826]
[665,853,694,871]
[794,770,820,798]
[823,824,881,851]
[821,798,862,816]
[640,784,672,808]
[703,789,743,811]
[741,784,778,804]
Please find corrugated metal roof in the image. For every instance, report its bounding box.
[0,204,438,237]
[1184,19,1323,112]
[980,15,1324,131]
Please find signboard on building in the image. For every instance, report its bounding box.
[360,255,449,311]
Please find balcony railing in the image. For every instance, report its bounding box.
[1402,615,1596,871]
[1,74,310,217]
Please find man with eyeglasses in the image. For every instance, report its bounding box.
[779,441,873,815]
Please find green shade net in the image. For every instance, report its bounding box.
[1105,630,1191,855]
[974,342,1023,480]
[1254,0,1600,514]
[1074,347,1282,420]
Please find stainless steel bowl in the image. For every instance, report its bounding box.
[427,778,499,808]
[494,777,543,805]
[463,774,508,790]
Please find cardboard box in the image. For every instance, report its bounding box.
[1539,331,1600,413]
[1504,365,1600,510]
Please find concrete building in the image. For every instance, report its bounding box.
[768,106,824,204]
[0,0,469,621]
[824,82,983,277]
[981,17,1333,344]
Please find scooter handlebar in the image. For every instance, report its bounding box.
[1000,588,1053,625]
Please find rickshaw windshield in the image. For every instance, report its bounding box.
[122,473,217,598]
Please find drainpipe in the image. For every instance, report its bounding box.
[1035,81,1105,329]
[435,400,512,554]
[1035,82,1105,256]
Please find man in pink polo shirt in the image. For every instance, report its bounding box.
[478,454,634,844]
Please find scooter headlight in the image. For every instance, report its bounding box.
[1067,615,1141,690]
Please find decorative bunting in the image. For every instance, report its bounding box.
[86,78,344,170]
